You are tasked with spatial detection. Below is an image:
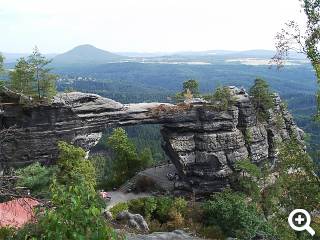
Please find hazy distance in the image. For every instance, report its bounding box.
[0,0,306,54]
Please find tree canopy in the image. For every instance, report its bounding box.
[249,78,274,121]
[273,0,320,120]
[9,47,57,100]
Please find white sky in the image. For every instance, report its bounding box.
[0,0,306,53]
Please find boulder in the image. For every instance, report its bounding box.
[116,210,149,233]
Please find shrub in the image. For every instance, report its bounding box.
[203,190,273,240]
[154,197,174,223]
[127,198,145,216]
[127,197,157,220]
[204,86,236,111]
[0,227,15,240]
[15,162,57,198]
[167,209,184,230]
[274,113,285,131]
[199,225,225,239]
[110,202,129,218]
[172,197,188,216]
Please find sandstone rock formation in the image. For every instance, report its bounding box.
[126,229,203,240]
[116,210,149,233]
[0,87,303,195]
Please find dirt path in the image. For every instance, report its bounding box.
[106,191,151,210]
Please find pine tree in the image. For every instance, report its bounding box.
[28,47,57,99]
[183,79,199,96]
[249,78,274,121]
[107,128,140,186]
[10,57,35,96]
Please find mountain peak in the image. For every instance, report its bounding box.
[53,44,125,65]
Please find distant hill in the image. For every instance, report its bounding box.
[52,44,126,65]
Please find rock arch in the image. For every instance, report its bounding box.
[0,87,303,194]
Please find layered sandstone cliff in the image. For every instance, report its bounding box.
[0,87,303,194]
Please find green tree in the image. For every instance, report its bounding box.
[175,79,200,102]
[28,47,57,99]
[0,53,4,73]
[204,86,236,111]
[0,53,5,90]
[273,0,320,120]
[10,58,35,96]
[183,79,199,96]
[139,147,154,169]
[107,128,141,187]
[276,138,320,213]
[15,142,119,240]
[249,78,274,121]
[56,141,96,187]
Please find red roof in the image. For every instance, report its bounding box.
[0,198,40,228]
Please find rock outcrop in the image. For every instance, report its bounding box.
[116,210,149,233]
[0,87,303,195]
[126,230,203,240]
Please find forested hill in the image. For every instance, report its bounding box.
[52,44,126,66]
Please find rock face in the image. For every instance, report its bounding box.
[126,230,203,240]
[116,210,149,232]
[0,87,303,195]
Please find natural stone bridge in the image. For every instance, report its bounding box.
[0,87,303,195]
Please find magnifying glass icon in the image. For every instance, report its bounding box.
[288,209,315,236]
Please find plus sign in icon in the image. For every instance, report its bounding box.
[294,214,306,226]
[288,209,315,236]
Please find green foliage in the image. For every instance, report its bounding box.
[127,196,187,224]
[9,47,57,100]
[28,47,57,99]
[154,197,174,223]
[230,138,320,239]
[233,159,263,202]
[182,79,199,95]
[109,202,128,218]
[57,141,96,187]
[302,0,320,119]
[106,128,151,188]
[0,53,4,73]
[0,80,5,92]
[139,148,154,169]
[204,86,236,111]
[174,79,199,102]
[10,58,35,96]
[244,128,253,144]
[235,159,261,178]
[172,197,188,215]
[15,162,57,198]
[249,78,274,121]
[89,155,110,188]
[203,190,273,240]
[276,138,320,212]
[0,227,15,240]
[274,113,285,131]
[15,141,119,240]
